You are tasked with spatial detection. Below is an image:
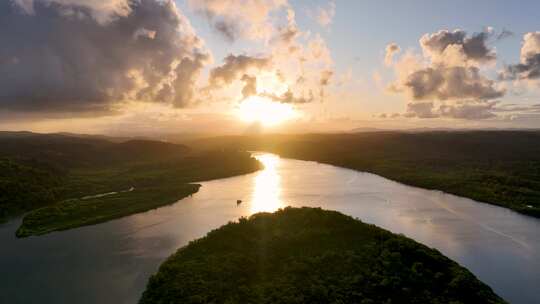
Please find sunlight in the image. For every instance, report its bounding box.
[237,96,298,126]
[250,153,284,213]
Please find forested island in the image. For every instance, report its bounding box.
[0,132,261,237]
[191,131,540,218]
[141,207,506,304]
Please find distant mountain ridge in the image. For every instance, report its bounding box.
[0,131,190,168]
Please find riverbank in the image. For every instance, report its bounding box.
[190,131,540,218]
[16,184,201,237]
[15,151,262,237]
[141,207,506,304]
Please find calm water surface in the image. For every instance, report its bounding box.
[1,153,539,304]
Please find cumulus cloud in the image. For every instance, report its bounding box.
[384,43,401,66]
[188,0,287,41]
[208,54,272,87]
[404,66,504,101]
[1,0,209,113]
[387,28,505,120]
[12,0,132,24]
[161,53,211,107]
[201,2,335,106]
[420,29,496,65]
[502,32,540,81]
[310,1,336,28]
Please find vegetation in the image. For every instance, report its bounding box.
[190,131,540,218]
[0,159,62,220]
[14,151,261,237]
[0,132,261,235]
[140,207,506,304]
[16,184,200,237]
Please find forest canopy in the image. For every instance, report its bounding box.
[141,207,506,304]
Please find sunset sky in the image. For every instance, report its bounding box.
[1,0,540,135]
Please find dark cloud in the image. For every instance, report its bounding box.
[388,28,507,121]
[214,20,239,42]
[505,54,540,80]
[496,28,514,41]
[502,32,540,81]
[208,54,272,87]
[158,53,210,107]
[404,66,504,101]
[0,0,208,113]
[420,29,496,63]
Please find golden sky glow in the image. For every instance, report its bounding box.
[236,96,299,126]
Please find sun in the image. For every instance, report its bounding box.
[236,96,298,126]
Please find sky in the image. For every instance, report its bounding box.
[1,0,540,135]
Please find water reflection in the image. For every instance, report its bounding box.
[250,154,283,213]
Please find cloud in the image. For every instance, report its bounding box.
[276,8,299,45]
[496,28,514,41]
[311,1,336,28]
[204,5,334,105]
[387,28,505,120]
[188,0,287,42]
[404,66,504,101]
[384,43,401,66]
[208,54,272,87]
[0,0,209,114]
[308,34,333,65]
[502,32,540,81]
[420,29,496,64]
[261,89,314,104]
[403,102,438,118]
[439,100,498,119]
[12,0,132,24]
[241,74,258,99]
[403,100,499,120]
[160,53,211,107]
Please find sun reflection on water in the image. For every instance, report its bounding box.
[250,153,284,213]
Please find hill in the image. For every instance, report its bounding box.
[140,207,506,304]
[0,131,189,168]
[0,132,261,230]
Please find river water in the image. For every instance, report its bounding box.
[1,153,539,304]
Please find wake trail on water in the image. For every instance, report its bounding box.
[430,196,531,250]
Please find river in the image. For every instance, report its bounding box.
[1,153,539,304]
